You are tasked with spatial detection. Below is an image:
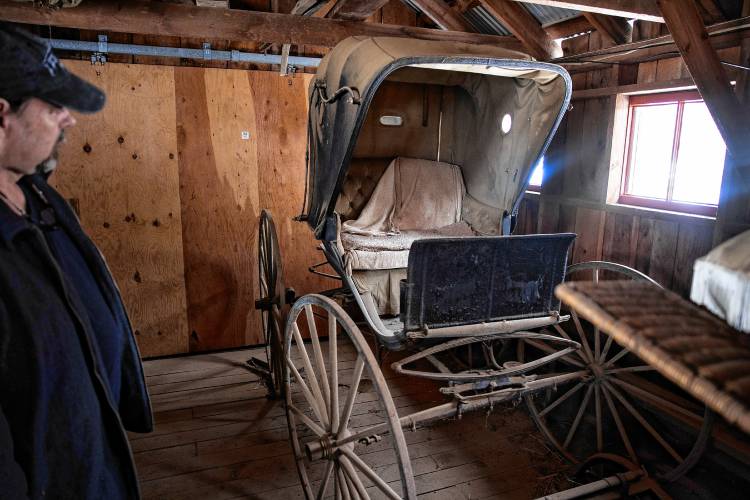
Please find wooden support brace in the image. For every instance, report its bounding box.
[583,12,632,45]
[658,0,750,166]
[407,0,475,32]
[481,0,562,59]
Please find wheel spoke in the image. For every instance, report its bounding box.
[602,384,638,464]
[601,345,631,370]
[339,455,370,500]
[551,325,590,364]
[287,358,328,426]
[338,356,365,435]
[539,382,586,418]
[288,403,326,436]
[292,323,330,428]
[342,448,401,500]
[594,327,600,361]
[611,377,701,424]
[606,365,655,375]
[563,383,594,449]
[595,383,603,453]
[571,310,596,364]
[605,381,684,463]
[599,335,614,363]
[330,315,340,433]
[337,465,351,500]
[306,305,331,416]
[317,460,335,500]
[523,339,585,368]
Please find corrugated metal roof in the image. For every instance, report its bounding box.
[521,3,580,26]
[464,6,511,36]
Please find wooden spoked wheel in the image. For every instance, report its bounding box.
[284,294,416,500]
[520,261,709,480]
[257,209,285,398]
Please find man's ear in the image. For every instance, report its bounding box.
[0,98,11,129]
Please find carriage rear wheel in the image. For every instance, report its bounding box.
[249,209,286,398]
[284,294,416,499]
[520,261,710,480]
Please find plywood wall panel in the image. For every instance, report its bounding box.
[174,66,264,352]
[52,61,189,357]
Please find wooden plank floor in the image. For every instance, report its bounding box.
[129,344,570,499]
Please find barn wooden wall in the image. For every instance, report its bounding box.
[52,61,337,357]
[515,25,745,298]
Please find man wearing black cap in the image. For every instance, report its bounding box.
[0,23,151,499]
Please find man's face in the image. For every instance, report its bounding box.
[0,97,76,176]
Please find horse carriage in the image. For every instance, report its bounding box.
[250,37,714,499]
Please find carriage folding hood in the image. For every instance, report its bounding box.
[304,36,572,239]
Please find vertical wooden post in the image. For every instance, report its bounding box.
[658,0,750,244]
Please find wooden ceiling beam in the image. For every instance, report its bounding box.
[555,16,750,72]
[0,0,523,49]
[328,0,390,20]
[583,12,631,45]
[658,0,750,166]
[480,0,562,59]
[511,1,663,22]
[407,0,475,32]
[544,15,594,39]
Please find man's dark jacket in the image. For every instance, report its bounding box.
[0,174,152,499]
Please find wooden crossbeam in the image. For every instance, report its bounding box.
[511,0,664,22]
[408,0,475,32]
[481,0,562,59]
[328,0,390,20]
[583,12,631,45]
[554,16,750,72]
[658,0,750,165]
[0,0,522,48]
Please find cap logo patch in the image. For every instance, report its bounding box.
[42,45,59,76]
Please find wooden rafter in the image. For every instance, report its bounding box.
[0,0,522,48]
[511,0,663,22]
[544,15,594,39]
[328,0,390,20]
[658,0,750,165]
[481,0,562,59]
[408,0,475,32]
[583,12,631,45]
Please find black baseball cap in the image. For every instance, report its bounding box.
[0,23,105,113]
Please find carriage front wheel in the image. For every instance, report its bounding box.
[284,294,416,499]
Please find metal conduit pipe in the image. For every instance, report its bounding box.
[50,38,322,68]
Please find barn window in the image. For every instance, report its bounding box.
[619,90,726,216]
[527,157,544,192]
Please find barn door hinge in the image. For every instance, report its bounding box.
[90,34,107,65]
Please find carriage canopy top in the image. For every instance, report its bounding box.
[304,36,572,239]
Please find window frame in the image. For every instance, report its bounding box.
[619,90,722,217]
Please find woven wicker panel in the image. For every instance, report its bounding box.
[556,280,750,435]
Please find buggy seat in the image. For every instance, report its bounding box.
[337,157,475,314]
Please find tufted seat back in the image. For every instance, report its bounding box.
[334,158,393,222]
